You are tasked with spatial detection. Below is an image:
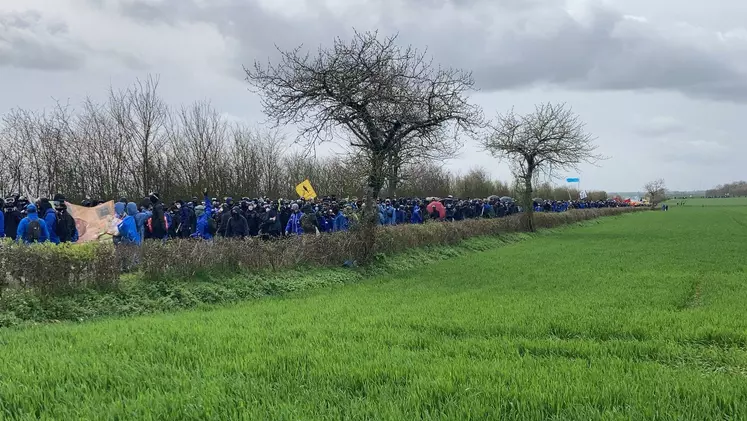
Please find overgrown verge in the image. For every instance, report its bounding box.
[0,208,642,326]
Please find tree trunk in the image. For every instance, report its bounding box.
[521,174,535,232]
[361,151,385,262]
[386,175,398,199]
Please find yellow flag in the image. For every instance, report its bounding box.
[295,179,317,200]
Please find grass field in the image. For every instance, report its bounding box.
[1,203,746,420]
[667,196,747,207]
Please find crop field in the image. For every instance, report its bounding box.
[0,202,746,420]
[667,196,747,207]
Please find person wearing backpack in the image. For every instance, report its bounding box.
[54,201,78,243]
[38,198,60,244]
[117,202,141,245]
[135,205,152,242]
[16,204,50,244]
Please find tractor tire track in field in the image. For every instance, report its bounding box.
[678,278,704,310]
[724,208,747,228]
[730,213,747,228]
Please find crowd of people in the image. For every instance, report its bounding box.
[1,191,632,245]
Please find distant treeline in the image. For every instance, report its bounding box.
[705,181,747,198]
[0,77,609,203]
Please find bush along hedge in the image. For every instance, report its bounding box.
[0,208,643,326]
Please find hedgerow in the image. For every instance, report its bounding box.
[0,208,641,303]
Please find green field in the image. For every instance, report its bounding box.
[667,196,747,207]
[1,205,746,420]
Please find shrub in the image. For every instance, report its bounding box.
[0,241,118,296]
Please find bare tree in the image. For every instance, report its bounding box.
[228,124,262,197]
[0,109,33,195]
[644,179,667,205]
[1,75,529,204]
[452,167,496,199]
[245,30,482,256]
[481,103,603,231]
[109,75,167,196]
[256,131,287,199]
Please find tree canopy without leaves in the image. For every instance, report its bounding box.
[244,30,482,199]
[481,103,602,231]
[644,179,667,204]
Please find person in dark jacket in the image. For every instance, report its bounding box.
[148,193,167,240]
[217,204,231,237]
[260,204,281,239]
[4,196,22,240]
[187,202,197,235]
[226,206,249,239]
[245,203,262,236]
[54,201,78,243]
[279,203,291,232]
[176,200,190,238]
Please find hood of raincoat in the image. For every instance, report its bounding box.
[126,202,138,216]
[115,202,126,217]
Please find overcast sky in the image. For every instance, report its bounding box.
[1,0,745,192]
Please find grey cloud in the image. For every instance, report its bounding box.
[656,139,732,166]
[0,8,151,72]
[634,116,688,137]
[0,11,85,70]
[111,0,747,103]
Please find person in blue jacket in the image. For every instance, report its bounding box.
[39,198,60,244]
[192,189,214,239]
[382,200,396,225]
[395,205,406,224]
[482,201,493,218]
[16,204,50,244]
[117,202,141,245]
[317,209,331,233]
[285,203,303,236]
[411,201,423,224]
[135,205,152,241]
[332,206,349,232]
